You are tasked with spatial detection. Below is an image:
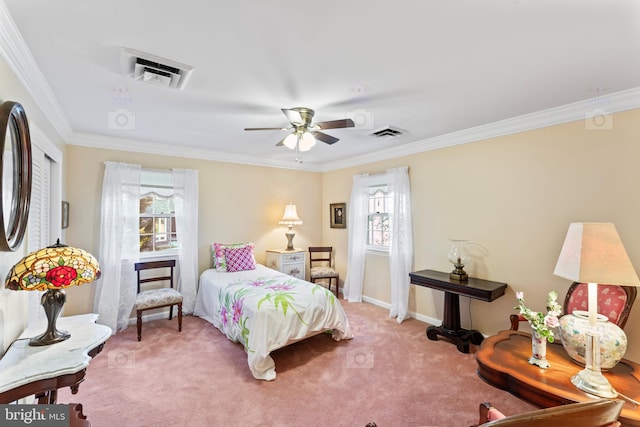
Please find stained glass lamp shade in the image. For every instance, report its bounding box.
[5,239,101,346]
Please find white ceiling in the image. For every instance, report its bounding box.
[3,0,640,171]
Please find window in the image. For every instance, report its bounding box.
[367,184,391,250]
[139,170,178,253]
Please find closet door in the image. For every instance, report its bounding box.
[28,144,51,251]
[27,143,51,325]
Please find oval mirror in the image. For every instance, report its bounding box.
[0,101,32,251]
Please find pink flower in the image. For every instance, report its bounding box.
[515,291,524,300]
[232,299,243,323]
[220,306,229,327]
[544,314,559,328]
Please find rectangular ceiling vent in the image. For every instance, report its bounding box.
[121,48,194,90]
[370,126,404,139]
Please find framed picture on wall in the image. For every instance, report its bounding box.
[330,203,346,229]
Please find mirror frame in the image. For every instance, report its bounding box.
[0,101,32,252]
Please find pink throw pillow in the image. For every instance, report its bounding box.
[225,245,257,272]
[212,242,254,272]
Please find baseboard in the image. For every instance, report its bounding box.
[126,309,174,326]
[361,295,442,327]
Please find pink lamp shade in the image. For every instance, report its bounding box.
[4,239,101,346]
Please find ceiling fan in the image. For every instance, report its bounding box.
[244,107,355,152]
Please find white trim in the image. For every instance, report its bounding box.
[0,3,73,140]
[66,131,322,171]
[126,309,176,326]
[321,87,640,172]
[361,295,441,327]
[2,2,639,172]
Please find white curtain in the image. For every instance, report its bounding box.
[172,168,199,314]
[93,162,141,332]
[388,166,413,323]
[343,173,369,302]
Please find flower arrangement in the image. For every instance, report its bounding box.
[515,291,562,342]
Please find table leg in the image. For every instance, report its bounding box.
[425,291,485,353]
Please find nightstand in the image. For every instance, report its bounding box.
[265,249,306,279]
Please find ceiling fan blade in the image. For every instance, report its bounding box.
[244,127,287,131]
[313,131,339,145]
[314,119,355,130]
[282,108,304,125]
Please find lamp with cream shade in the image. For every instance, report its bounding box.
[553,222,640,398]
[279,203,303,250]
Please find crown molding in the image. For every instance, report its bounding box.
[66,131,323,172]
[68,88,640,173]
[321,87,640,172]
[2,0,638,172]
[0,2,73,139]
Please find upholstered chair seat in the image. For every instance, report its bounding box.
[310,266,339,280]
[135,288,183,311]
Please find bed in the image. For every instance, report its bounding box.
[193,263,353,380]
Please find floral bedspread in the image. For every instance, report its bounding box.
[193,264,353,380]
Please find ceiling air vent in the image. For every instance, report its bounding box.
[121,48,194,90]
[370,126,404,139]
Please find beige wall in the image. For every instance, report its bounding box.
[0,55,67,354]
[62,108,640,363]
[62,145,323,316]
[323,108,640,363]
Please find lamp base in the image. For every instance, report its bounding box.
[571,368,618,398]
[570,329,618,398]
[285,230,295,251]
[450,264,468,281]
[29,289,70,346]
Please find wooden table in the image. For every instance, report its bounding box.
[476,330,640,426]
[409,269,507,353]
[0,313,111,404]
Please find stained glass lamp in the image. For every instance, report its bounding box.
[5,239,101,346]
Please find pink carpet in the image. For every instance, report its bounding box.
[58,300,535,426]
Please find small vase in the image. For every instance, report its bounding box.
[529,331,550,369]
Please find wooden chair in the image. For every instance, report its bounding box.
[134,260,183,341]
[309,246,339,297]
[510,282,637,331]
[474,399,623,426]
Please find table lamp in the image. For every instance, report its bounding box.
[4,239,101,346]
[278,203,303,250]
[553,223,640,398]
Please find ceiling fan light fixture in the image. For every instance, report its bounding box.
[283,133,298,149]
[298,132,316,152]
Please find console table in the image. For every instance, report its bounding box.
[0,313,111,404]
[409,269,507,353]
[476,330,640,426]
